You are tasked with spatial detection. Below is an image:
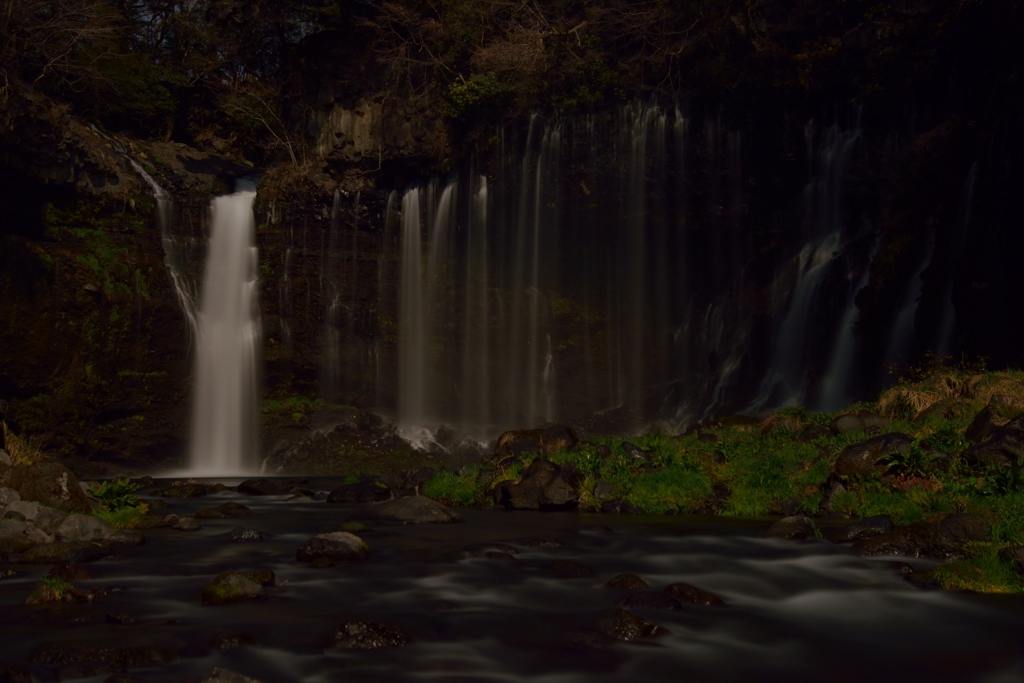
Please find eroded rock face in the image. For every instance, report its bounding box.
[1,463,90,513]
[832,433,914,478]
[496,458,583,511]
[852,513,990,558]
[332,621,411,650]
[352,496,461,524]
[296,532,370,563]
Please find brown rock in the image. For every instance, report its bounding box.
[1,463,90,513]
[494,426,579,458]
[664,583,725,606]
[832,433,914,478]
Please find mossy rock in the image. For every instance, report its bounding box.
[201,570,275,605]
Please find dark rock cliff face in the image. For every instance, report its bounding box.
[0,0,1022,468]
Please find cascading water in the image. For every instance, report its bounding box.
[882,232,936,372]
[189,186,261,475]
[936,162,977,355]
[748,121,862,412]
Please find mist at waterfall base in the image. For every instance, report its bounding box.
[368,106,916,447]
[186,187,261,476]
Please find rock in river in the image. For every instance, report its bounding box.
[824,515,895,543]
[332,621,411,649]
[327,481,390,504]
[351,495,461,524]
[595,609,670,641]
[200,668,265,683]
[664,583,725,606]
[852,513,990,558]
[296,532,370,563]
[237,479,291,496]
[606,572,649,590]
[229,527,264,542]
[56,514,118,543]
[765,514,816,540]
[201,571,275,605]
[618,591,681,611]
[1,463,91,512]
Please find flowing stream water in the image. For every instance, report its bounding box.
[2,483,1023,682]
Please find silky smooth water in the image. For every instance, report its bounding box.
[189,191,261,475]
[2,483,1023,682]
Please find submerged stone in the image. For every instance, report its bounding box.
[618,591,681,611]
[605,572,649,590]
[296,532,370,563]
[595,609,670,641]
[664,583,725,606]
[201,571,274,605]
[766,514,815,540]
[352,495,461,524]
[332,621,411,649]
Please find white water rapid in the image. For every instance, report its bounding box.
[189,188,261,475]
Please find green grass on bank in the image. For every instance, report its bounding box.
[419,365,1024,594]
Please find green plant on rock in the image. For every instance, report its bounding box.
[879,441,942,478]
[89,478,142,511]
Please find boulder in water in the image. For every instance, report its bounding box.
[618,591,681,611]
[237,479,290,496]
[352,495,461,524]
[1,463,91,513]
[200,668,265,683]
[664,583,725,606]
[595,609,670,641]
[174,517,201,531]
[296,532,370,563]
[332,621,411,649]
[825,515,895,543]
[852,513,990,558]
[159,484,207,498]
[201,571,274,605]
[4,500,67,533]
[544,560,595,578]
[56,514,117,542]
[766,514,816,540]
[18,541,111,564]
[228,527,263,542]
[327,481,390,504]
[832,433,914,478]
[606,572,649,590]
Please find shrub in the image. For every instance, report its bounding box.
[89,478,142,511]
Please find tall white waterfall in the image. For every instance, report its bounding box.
[189,189,261,474]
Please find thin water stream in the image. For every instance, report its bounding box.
[2,482,1023,682]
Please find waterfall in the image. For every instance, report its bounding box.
[189,187,261,474]
[817,234,880,411]
[126,159,198,333]
[882,232,936,372]
[936,163,977,355]
[748,121,861,412]
[461,177,490,434]
[320,190,343,400]
[398,188,427,445]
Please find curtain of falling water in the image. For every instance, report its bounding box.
[189,188,261,474]
[398,189,427,445]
